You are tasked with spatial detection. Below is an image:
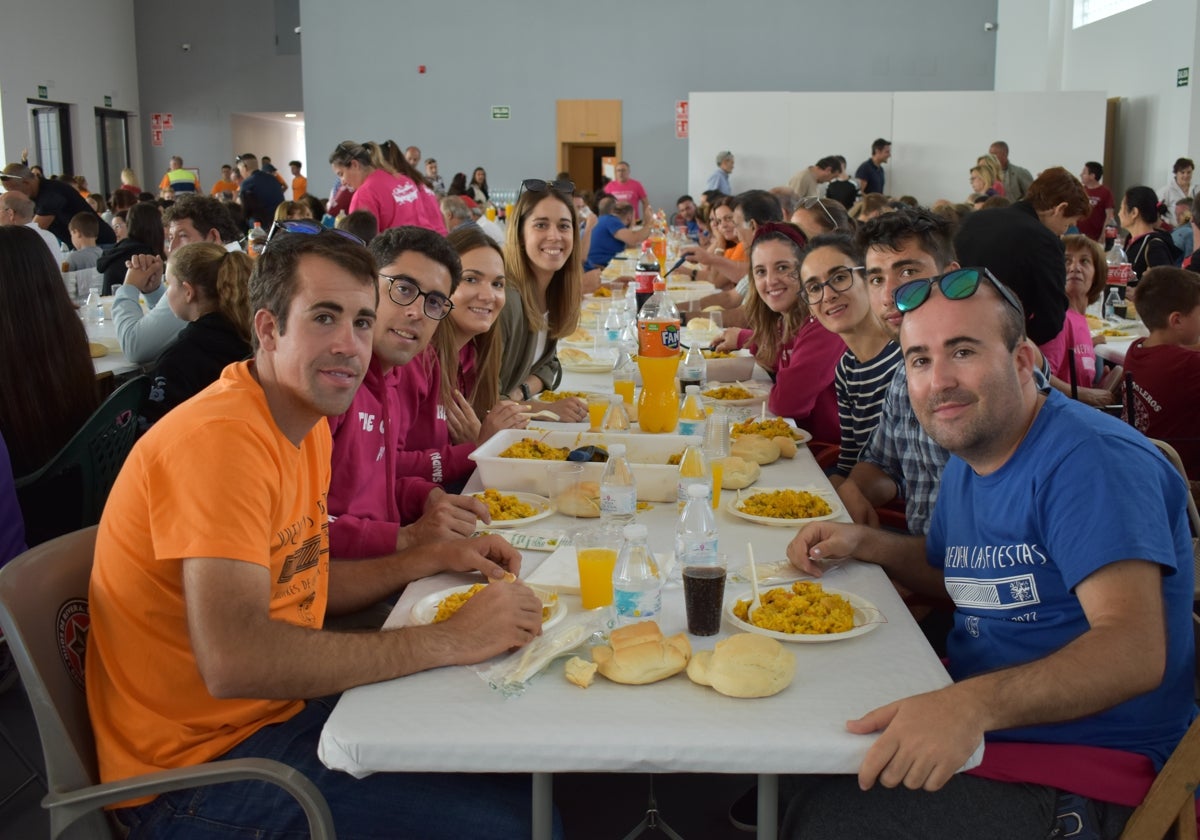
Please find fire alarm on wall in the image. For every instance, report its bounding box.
[419,65,426,74]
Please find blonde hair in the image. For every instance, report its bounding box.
[975,155,1001,188]
[168,242,253,344]
[503,186,581,339]
[274,200,313,222]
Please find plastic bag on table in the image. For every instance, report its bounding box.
[471,608,611,698]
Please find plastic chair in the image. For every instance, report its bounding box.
[15,376,150,547]
[0,527,336,840]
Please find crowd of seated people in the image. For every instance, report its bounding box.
[0,137,1197,839]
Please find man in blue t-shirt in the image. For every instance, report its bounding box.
[783,273,1197,838]
[583,196,651,272]
[854,138,891,195]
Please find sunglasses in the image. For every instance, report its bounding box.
[265,219,365,248]
[893,267,1022,315]
[517,178,575,201]
[798,196,838,230]
[802,266,864,305]
[379,273,455,321]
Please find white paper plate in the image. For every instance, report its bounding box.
[472,491,553,528]
[726,588,883,642]
[701,385,770,407]
[410,583,567,629]
[726,488,843,527]
[561,358,617,373]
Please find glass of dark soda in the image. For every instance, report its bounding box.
[683,553,727,636]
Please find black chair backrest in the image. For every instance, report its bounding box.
[16,376,149,546]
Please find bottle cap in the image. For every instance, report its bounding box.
[608,444,626,457]
[688,484,709,499]
[622,523,648,539]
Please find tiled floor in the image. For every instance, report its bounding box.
[0,678,756,840]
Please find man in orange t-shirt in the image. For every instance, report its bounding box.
[209,163,239,198]
[86,230,555,837]
[289,159,308,199]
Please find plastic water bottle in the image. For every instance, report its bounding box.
[675,483,719,568]
[679,342,707,393]
[85,281,103,326]
[676,444,710,509]
[613,523,661,623]
[603,394,631,431]
[247,221,268,258]
[603,304,623,345]
[1103,288,1120,320]
[599,444,637,527]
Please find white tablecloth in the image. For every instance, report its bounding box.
[88,297,144,379]
[317,367,981,839]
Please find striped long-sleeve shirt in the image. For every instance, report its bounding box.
[833,341,903,477]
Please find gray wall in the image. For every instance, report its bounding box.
[133,0,302,191]
[298,0,999,208]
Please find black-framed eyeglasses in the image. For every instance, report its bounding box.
[380,273,455,320]
[517,178,575,201]
[802,266,864,305]
[265,219,365,248]
[798,196,838,230]
[893,267,1022,315]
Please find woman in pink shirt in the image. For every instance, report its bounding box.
[328,139,446,234]
[715,222,845,444]
[434,225,527,444]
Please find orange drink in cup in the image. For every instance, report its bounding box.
[576,528,621,609]
[586,394,609,432]
[709,459,724,510]
[613,378,635,405]
[650,235,667,274]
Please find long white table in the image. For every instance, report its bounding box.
[87,298,144,380]
[318,376,978,839]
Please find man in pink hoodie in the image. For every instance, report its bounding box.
[327,227,482,558]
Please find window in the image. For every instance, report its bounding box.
[1073,0,1153,28]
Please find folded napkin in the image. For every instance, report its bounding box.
[526,546,675,594]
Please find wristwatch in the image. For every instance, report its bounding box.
[519,382,532,401]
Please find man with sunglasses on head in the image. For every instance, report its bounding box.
[88,227,554,838]
[782,263,1197,840]
[327,226,526,560]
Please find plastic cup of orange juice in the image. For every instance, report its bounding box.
[576,527,621,609]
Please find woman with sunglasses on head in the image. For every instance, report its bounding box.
[799,233,899,477]
[1119,186,1182,282]
[139,243,253,428]
[328,140,446,235]
[435,226,529,445]
[713,223,846,446]
[498,178,588,423]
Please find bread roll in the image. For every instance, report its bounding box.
[564,656,598,688]
[556,481,601,517]
[719,456,761,490]
[686,633,795,698]
[591,620,691,685]
[772,436,797,459]
[558,347,591,364]
[730,434,781,465]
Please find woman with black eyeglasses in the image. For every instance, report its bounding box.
[714,223,846,446]
[328,140,446,235]
[498,179,588,423]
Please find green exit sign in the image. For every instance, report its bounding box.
[1179,67,1190,87]
[491,105,510,120]
[37,85,48,99]
[104,95,112,107]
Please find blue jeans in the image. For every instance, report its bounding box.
[116,697,563,840]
